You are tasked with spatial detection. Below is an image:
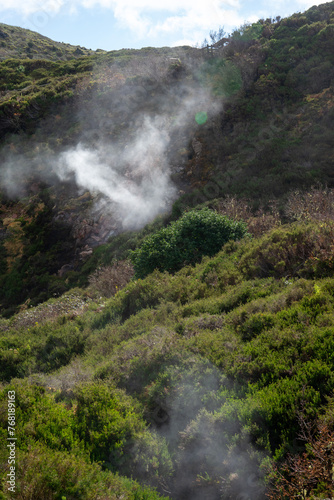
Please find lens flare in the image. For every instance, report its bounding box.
[195,112,208,125]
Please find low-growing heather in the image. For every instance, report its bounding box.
[1,221,334,498]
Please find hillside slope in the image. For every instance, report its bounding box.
[0,22,97,61]
[0,4,334,499]
[2,215,334,498]
[0,5,333,319]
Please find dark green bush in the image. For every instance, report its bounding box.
[0,441,166,499]
[130,208,248,278]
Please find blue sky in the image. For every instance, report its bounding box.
[0,0,329,51]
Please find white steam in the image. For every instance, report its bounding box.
[56,115,176,229]
[0,61,221,236]
[54,86,219,230]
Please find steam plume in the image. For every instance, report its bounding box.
[56,115,176,229]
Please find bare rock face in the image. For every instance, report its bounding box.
[78,246,93,260]
[51,187,121,266]
[54,211,74,224]
[192,137,203,158]
[70,213,119,248]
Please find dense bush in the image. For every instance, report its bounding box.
[1,220,334,498]
[0,441,166,499]
[0,380,172,495]
[130,208,248,278]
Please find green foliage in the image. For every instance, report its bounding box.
[2,219,334,497]
[74,383,173,482]
[0,192,77,316]
[238,223,334,280]
[0,380,171,496]
[130,208,248,278]
[0,22,94,61]
[198,58,243,97]
[75,383,144,464]
[0,441,166,499]
[1,3,334,498]
[0,313,91,381]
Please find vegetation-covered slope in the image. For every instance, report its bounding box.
[0,2,333,318]
[1,2,334,499]
[0,22,97,61]
[2,203,334,498]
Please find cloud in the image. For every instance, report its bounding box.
[90,0,243,41]
[0,0,243,44]
[1,0,329,49]
[0,0,330,56]
[0,0,329,23]
[249,0,328,18]
[108,1,245,47]
[295,0,328,8]
[0,0,64,15]
[146,4,242,38]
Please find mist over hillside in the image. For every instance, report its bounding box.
[0,45,222,239]
[0,2,334,499]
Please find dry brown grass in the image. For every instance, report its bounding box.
[88,259,134,298]
[267,416,334,499]
[216,196,281,237]
[285,186,334,222]
[6,291,92,331]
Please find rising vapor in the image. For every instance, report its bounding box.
[57,115,176,229]
[54,83,219,230]
[0,52,222,239]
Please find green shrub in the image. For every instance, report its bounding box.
[238,223,332,279]
[130,209,248,278]
[0,442,166,499]
[74,382,173,483]
[74,382,145,466]
[238,312,275,341]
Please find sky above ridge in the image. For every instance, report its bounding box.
[0,0,329,50]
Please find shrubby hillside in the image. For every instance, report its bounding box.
[0,22,98,61]
[1,2,334,499]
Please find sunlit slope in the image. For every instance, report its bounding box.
[0,22,98,61]
[2,216,334,497]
